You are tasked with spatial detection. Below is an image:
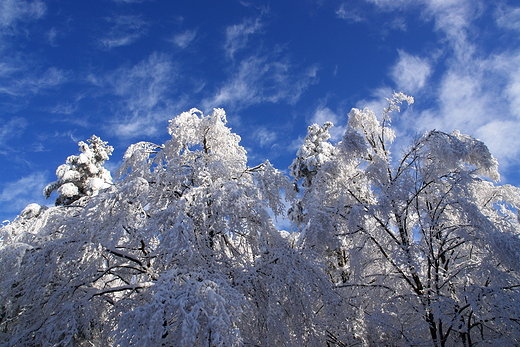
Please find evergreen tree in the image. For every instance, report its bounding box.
[43,135,114,206]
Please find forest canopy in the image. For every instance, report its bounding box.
[1,93,519,347]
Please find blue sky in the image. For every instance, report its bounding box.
[1,0,520,223]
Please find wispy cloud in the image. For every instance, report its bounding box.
[202,54,318,111]
[424,1,480,58]
[47,27,59,47]
[90,52,179,138]
[371,0,481,57]
[108,53,174,109]
[436,70,492,129]
[170,29,197,49]
[224,17,263,60]
[239,0,270,13]
[495,4,520,32]
[0,117,27,155]
[336,1,409,33]
[336,3,366,23]
[365,0,477,44]
[0,0,46,29]
[475,120,520,176]
[420,57,520,173]
[409,1,520,172]
[0,117,26,142]
[0,172,48,219]
[0,66,71,97]
[391,50,432,94]
[364,0,413,11]
[50,102,79,115]
[473,52,520,171]
[360,0,520,176]
[253,127,278,147]
[28,67,71,92]
[499,54,520,118]
[112,0,148,3]
[0,0,52,103]
[100,15,149,48]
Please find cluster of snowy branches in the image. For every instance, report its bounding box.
[1,94,519,346]
[43,135,113,206]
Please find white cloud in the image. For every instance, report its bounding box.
[47,27,59,46]
[366,0,478,55]
[364,0,410,10]
[91,52,179,138]
[0,0,46,29]
[49,93,85,118]
[495,4,520,32]
[254,127,277,147]
[100,15,149,48]
[0,0,68,110]
[336,4,365,22]
[423,0,480,57]
[112,0,148,3]
[289,135,306,156]
[114,118,159,139]
[475,120,520,170]
[355,0,520,178]
[411,46,520,171]
[0,172,48,217]
[50,102,79,115]
[434,70,490,130]
[422,56,520,173]
[0,60,19,77]
[239,0,270,13]
[311,106,345,142]
[31,67,71,90]
[0,66,71,97]
[355,86,394,119]
[391,50,432,93]
[108,52,175,107]
[389,17,407,31]
[0,117,26,154]
[507,76,520,118]
[224,17,263,60]
[202,54,318,111]
[336,1,409,33]
[171,29,197,49]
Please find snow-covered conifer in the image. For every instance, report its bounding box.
[43,135,114,205]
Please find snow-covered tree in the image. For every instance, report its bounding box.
[291,93,520,346]
[0,108,334,347]
[1,96,519,346]
[43,135,114,205]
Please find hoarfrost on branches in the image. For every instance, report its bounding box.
[43,135,114,205]
[0,107,333,347]
[1,95,519,347]
[289,121,335,187]
[291,92,520,346]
